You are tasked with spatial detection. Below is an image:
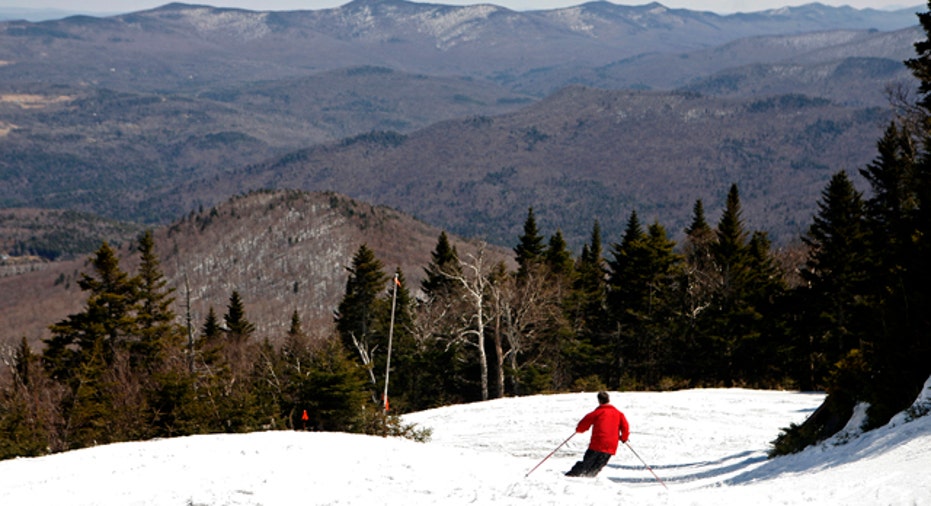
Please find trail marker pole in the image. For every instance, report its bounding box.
[383,274,399,413]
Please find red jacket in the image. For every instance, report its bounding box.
[576,403,630,455]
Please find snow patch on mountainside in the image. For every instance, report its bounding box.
[413,5,502,49]
[547,7,596,35]
[173,7,272,40]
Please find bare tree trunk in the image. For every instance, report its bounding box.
[487,275,507,399]
[183,273,195,374]
[493,307,505,399]
[449,244,491,401]
[350,332,378,391]
[476,303,489,401]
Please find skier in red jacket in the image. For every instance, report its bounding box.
[565,391,630,477]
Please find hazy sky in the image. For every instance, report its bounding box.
[0,0,923,16]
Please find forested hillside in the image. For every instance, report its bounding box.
[0,208,142,262]
[0,190,512,344]
[198,86,891,247]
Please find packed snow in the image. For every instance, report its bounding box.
[1,380,929,506]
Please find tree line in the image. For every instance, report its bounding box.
[332,181,859,413]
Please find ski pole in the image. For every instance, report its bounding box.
[525,432,576,477]
[625,442,668,489]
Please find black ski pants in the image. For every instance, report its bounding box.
[565,448,612,477]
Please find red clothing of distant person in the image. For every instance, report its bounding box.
[576,402,630,455]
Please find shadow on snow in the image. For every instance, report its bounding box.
[606,450,766,485]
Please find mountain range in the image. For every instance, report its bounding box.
[0,1,927,343]
[0,2,920,92]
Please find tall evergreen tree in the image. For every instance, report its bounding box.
[706,184,758,385]
[335,244,388,394]
[422,231,461,298]
[44,242,138,383]
[684,199,716,277]
[856,121,930,426]
[743,231,787,384]
[201,307,222,341]
[606,215,681,387]
[640,222,682,386]
[224,291,256,343]
[196,306,224,368]
[798,171,868,389]
[514,207,545,279]
[607,211,648,316]
[605,211,649,387]
[541,228,577,390]
[565,221,608,387]
[572,221,606,330]
[66,337,115,448]
[714,184,750,285]
[287,310,305,340]
[545,229,575,278]
[302,337,370,432]
[134,230,183,369]
[133,231,197,437]
[745,232,783,306]
[685,200,713,239]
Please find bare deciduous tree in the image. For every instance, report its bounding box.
[446,243,493,401]
[490,263,565,396]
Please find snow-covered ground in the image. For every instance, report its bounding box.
[1,380,929,505]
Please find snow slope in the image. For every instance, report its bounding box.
[0,382,928,506]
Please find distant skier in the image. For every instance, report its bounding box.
[565,390,630,477]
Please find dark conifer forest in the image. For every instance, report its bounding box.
[2,4,931,461]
